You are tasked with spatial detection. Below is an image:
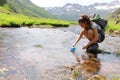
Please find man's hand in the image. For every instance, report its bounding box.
[72,43,76,47]
[82,44,88,49]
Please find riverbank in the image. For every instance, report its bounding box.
[0,12,71,28]
[106,19,120,36]
[107,29,120,37]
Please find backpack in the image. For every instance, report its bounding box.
[90,14,107,43]
[90,14,108,31]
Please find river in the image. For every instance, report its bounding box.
[0,26,120,80]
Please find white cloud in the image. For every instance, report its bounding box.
[30,0,120,7]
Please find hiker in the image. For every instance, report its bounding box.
[72,14,105,54]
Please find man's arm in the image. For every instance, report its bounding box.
[72,30,84,46]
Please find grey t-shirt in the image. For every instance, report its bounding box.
[91,22,101,30]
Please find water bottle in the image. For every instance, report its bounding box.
[70,46,76,53]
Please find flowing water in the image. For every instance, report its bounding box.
[0,26,120,80]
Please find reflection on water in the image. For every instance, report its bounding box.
[0,27,120,80]
[63,52,102,80]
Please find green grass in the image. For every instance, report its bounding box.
[106,19,120,31]
[0,12,70,28]
[0,6,10,13]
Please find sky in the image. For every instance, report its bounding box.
[30,0,120,7]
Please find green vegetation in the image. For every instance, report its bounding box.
[111,77,120,80]
[0,0,7,6]
[0,12,70,27]
[106,20,120,31]
[115,51,120,57]
[34,44,43,48]
[107,7,120,31]
[0,0,71,28]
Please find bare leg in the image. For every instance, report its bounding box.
[83,29,99,58]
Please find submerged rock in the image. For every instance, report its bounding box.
[88,75,106,80]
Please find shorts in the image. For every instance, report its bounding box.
[86,43,99,53]
[86,30,104,54]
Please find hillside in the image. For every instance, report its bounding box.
[111,8,120,18]
[107,7,120,31]
[0,0,7,6]
[0,0,70,27]
[0,0,56,18]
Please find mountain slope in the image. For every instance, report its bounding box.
[0,0,7,6]
[45,1,120,21]
[105,7,120,31]
[111,8,120,18]
[0,0,70,28]
[0,0,56,18]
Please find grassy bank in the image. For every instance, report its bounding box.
[0,12,70,28]
[106,19,120,31]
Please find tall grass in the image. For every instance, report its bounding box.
[0,12,70,28]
